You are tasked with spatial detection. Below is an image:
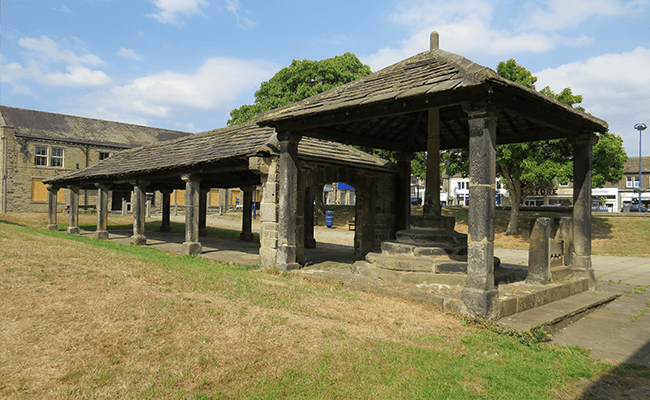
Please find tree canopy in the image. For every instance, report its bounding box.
[228,52,372,126]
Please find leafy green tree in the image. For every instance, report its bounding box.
[442,59,627,235]
[228,52,372,125]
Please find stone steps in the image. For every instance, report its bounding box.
[498,290,620,333]
[365,252,468,273]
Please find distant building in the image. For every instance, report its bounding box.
[0,106,191,213]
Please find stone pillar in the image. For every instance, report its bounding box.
[46,185,59,231]
[160,189,173,232]
[394,152,414,232]
[304,187,316,248]
[424,108,441,215]
[462,109,499,319]
[276,131,301,270]
[240,186,255,242]
[94,183,110,239]
[199,188,209,236]
[527,218,552,284]
[249,156,278,269]
[572,134,598,285]
[67,186,80,234]
[181,174,202,255]
[131,181,148,245]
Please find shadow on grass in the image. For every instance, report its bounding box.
[76,220,259,242]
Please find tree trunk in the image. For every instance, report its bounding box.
[506,191,520,235]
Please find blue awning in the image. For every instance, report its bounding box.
[338,182,355,191]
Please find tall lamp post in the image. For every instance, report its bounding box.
[635,123,647,213]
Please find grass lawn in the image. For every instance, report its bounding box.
[2,213,649,399]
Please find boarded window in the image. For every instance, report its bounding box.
[209,189,220,206]
[35,146,48,166]
[31,179,63,202]
[230,189,241,205]
[174,189,185,205]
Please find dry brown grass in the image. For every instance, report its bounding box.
[0,217,465,399]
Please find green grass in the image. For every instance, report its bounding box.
[3,216,650,399]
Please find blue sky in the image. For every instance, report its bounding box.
[1,0,649,156]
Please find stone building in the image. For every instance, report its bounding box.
[0,106,191,213]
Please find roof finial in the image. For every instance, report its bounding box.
[430,31,439,50]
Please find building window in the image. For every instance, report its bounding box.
[34,146,48,166]
[457,181,468,190]
[627,176,639,188]
[50,147,64,167]
[99,152,110,161]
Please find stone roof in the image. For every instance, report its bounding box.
[0,105,191,149]
[256,47,608,152]
[624,157,650,173]
[45,121,393,188]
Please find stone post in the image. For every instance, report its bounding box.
[131,180,148,245]
[572,134,598,285]
[461,108,499,319]
[181,174,202,255]
[46,184,59,231]
[394,152,414,232]
[423,108,441,215]
[240,186,255,242]
[199,188,209,236]
[276,131,301,270]
[304,187,316,248]
[160,189,173,232]
[94,183,110,239]
[67,186,80,234]
[527,218,552,284]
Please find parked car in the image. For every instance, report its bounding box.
[629,204,649,212]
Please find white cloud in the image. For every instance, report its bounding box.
[535,47,650,154]
[18,36,105,66]
[44,66,113,87]
[90,56,279,119]
[53,5,73,14]
[224,0,256,29]
[145,0,209,25]
[512,0,650,31]
[118,48,143,61]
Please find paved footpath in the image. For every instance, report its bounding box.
[496,248,650,367]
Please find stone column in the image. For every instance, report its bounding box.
[181,174,202,255]
[240,186,255,242]
[94,183,110,239]
[462,108,499,319]
[131,180,148,245]
[67,186,80,234]
[199,188,209,236]
[160,189,173,232]
[46,184,59,231]
[276,131,301,270]
[423,108,441,215]
[394,152,414,232]
[572,134,598,285]
[304,187,316,249]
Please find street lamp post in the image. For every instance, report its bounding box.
[635,123,647,213]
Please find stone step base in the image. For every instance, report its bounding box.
[365,252,467,273]
[498,289,620,333]
[551,266,573,281]
[498,277,592,319]
[352,261,467,286]
[381,241,467,258]
[396,228,467,246]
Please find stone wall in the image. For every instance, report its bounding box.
[1,130,122,213]
[251,155,396,269]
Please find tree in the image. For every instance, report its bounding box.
[442,59,627,235]
[228,52,372,125]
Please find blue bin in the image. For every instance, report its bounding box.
[325,210,334,228]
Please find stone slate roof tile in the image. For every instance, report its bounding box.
[45,121,393,185]
[0,105,191,148]
[256,48,607,131]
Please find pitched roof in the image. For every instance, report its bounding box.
[45,121,394,187]
[624,157,650,173]
[0,105,191,149]
[256,47,608,151]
